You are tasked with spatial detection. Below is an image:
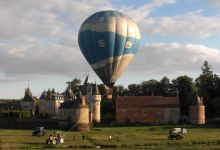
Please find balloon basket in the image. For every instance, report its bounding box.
[106,94,112,100]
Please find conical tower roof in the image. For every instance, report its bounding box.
[81,75,89,95]
[93,83,100,95]
[83,75,89,85]
[23,87,34,101]
[39,90,47,99]
[192,95,204,106]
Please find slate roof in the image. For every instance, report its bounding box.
[63,87,75,99]
[39,91,47,99]
[81,75,89,95]
[23,87,34,101]
[59,99,81,109]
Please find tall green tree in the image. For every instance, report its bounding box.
[174,75,197,115]
[211,97,220,117]
[195,61,215,117]
[213,74,220,97]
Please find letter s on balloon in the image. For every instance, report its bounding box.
[125,41,132,48]
[98,40,105,47]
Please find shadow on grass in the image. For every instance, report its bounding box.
[22,142,45,145]
[92,128,102,131]
[0,134,31,136]
[151,138,168,141]
[158,124,220,130]
[0,141,44,144]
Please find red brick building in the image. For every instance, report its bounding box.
[116,96,180,125]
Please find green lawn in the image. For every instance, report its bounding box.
[0,125,220,149]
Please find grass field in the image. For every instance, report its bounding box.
[0,125,220,149]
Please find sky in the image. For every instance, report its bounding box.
[1,0,220,99]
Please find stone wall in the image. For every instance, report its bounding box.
[189,106,205,125]
[39,100,63,117]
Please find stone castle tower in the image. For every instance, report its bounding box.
[58,75,102,131]
[189,95,205,125]
[21,86,36,117]
[76,77,90,131]
[92,83,101,125]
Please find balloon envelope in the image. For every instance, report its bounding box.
[78,10,141,87]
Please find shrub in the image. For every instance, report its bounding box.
[0,110,31,119]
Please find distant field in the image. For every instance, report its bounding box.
[0,125,220,149]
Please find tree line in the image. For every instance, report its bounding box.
[68,61,220,119]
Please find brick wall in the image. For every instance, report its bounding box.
[116,96,180,125]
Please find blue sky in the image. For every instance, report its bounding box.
[1,0,220,99]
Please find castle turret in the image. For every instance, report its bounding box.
[92,83,101,125]
[189,95,205,125]
[21,86,36,118]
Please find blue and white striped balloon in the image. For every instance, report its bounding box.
[78,10,141,87]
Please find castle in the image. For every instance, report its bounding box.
[19,75,101,131]
[1,76,205,130]
[58,76,101,130]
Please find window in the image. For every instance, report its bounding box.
[156,112,162,117]
[121,109,126,117]
[143,109,147,116]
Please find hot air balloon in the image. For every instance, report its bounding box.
[78,10,141,88]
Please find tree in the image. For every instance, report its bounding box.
[195,61,215,117]
[175,76,197,116]
[115,85,125,96]
[201,60,213,76]
[141,80,160,96]
[67,78,81,94]
[128,84,142,96]
[159,76,172,96]
[211,97,220,117]
[46,89,52,100]
[213,74,220,98]
[51,88,56,94]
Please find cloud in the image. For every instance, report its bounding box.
[0,0,178,82]
[141,10,220,38]
[122,1,220,39]
[121,0,176,22]
[0,35,86,81]
[1,0,220,84]
[0,0,114,39]
[209,0,220,8]
[0,0,114,82]
[128,42,220,76]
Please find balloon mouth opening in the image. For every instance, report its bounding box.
[104,83,114,100]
